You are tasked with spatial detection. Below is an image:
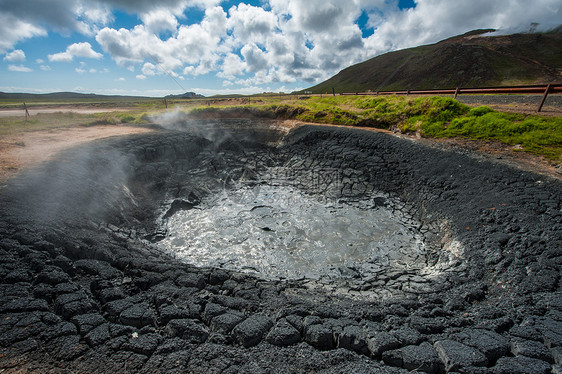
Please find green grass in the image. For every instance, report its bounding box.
[1,95,559,162]
[184,95,561,162]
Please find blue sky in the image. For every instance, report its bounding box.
[0,0,560,97]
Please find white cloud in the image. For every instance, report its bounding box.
[217,53,246,79]
[36,58,44,64]
[364,0,562,54]
[8,64,32,72]
[2,0,561,92]
[0,13,46,53]
[227,4,278,45]
[75,67,86,73]
[140,8,178,33]
[50,52,73,62]
[141,62,158,76]
[4,49,26,62]
[49,42,103,62]
[69,42,103,58]
[117,77,125,81]
[40,65,52,71]
[136,74,146,79]
[96,6,228,74]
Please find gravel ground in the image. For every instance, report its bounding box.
[0,121,560,373]
[455,94,562,116]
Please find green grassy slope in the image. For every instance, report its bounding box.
[307,29,562,93]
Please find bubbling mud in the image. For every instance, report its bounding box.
[159,184,427,280]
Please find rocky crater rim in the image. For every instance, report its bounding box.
[0,119,560,373]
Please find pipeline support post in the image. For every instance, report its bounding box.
[537,83,551,112]
[454,87,460,100]
[23,102,29,122]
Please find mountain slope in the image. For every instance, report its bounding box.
[307,29,562,93]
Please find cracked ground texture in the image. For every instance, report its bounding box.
[0,121,560,373]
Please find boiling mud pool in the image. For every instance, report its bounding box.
[159,185,427,280]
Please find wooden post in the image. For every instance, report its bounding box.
[537,83,551,112]
[23,102,29,122]
[454,87,460,99]
[332,88,335,97]
[164,99,168,109]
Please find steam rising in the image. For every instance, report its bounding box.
[150,110,236,145]
[2,143,133,227]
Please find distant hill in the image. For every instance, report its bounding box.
[307,28,562,93]
[165,92,204,99]
[0,91,204,102]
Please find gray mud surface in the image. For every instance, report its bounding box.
[0,120,561,373]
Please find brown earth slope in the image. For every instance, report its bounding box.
[308,28,562,93]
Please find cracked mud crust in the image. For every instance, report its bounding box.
[0,121,560,373]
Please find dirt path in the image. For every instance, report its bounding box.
[0,125,153,186]
[0,107,135,118]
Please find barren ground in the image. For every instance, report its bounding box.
[0,124,153,186]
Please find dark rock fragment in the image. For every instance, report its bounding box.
[119,303,156,328]
[265,320,301,346]
[382,342,443,373]
[165,319,209,344]
[410,316,446,334]
[493,355,551,374]
[392,327,424,346]
[210,312,245,335]
[510,338,554,363]
[160,304,198,324]
[367,331,401,357]
[84,323,111,347]
[121,332,162,355]
[46,335,88,361]
[54,291,94,319]
[176,272,206,289]
[434,339,488,371]
[454,328,510,363]
[74,259,120,279]
[1,297,49,313]
[304,323,334,350]
[231,314,273,348]
[335,324,368,353]
[202,302,228,324]
[35,267,71,285]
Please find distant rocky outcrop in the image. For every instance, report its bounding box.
[165,92,204,99]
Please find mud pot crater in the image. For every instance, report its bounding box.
[0,118,560,373]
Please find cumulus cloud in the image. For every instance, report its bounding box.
[0,0,219,52]
[227,4,278,45]
[3,49,26,62]
[8,64,32,72]
[141,62,158,76]
[140,8,179,33]
[364,0,562,54]
[0,13,46,53]
[2,0,561,91]
[49,42,103,62]
[96,6,227,74]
